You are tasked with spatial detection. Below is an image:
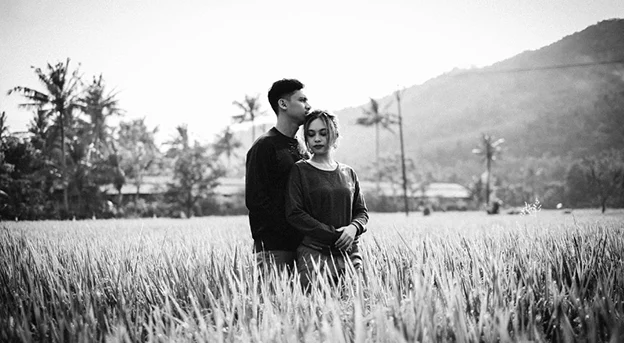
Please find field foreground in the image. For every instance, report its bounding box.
[1,210,624,342]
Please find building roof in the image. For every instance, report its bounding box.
[360,181,471,199]
[416,182,472,199]
[102,176,245,196]
[104,177,471,200]
[213,177,245,196]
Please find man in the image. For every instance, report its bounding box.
[245,78,311,271]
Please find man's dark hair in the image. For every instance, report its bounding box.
[268,79,304,115]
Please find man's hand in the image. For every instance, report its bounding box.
[335,224,358,251]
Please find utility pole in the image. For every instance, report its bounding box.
[396,89,409,216]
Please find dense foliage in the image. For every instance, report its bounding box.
[0,60,233,220]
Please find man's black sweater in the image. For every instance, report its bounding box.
[245,127,306,252]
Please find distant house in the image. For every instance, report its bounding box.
[414,182,473,211]
[360,181,473,211]
[213,177,245,199]
[103,177,473,211]
[101,175,168,202]
[102,175,245,203]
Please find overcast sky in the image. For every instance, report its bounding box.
[1,0,622,143]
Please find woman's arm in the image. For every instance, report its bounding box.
[351,169,369,235]
[335,168,369,250]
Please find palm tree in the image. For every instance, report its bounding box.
[166,125,225,218]
[356,97,396,188]
[214,125,242,169]
[472,133,505,206]
[79,74,123,161]
[118,118,159,202]
[109,142,126,207]
[232,94,264,144]
[395,90,409,216]
[0,111,8,141]
[8,58,82,212]
[28,109,52,151]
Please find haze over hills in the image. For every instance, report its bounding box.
[229,19,624,183]
[331,19,624,179]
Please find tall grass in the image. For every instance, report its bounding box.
[1,210,623,342]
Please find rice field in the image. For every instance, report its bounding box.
[1,209,623,342]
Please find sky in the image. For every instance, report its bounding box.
[1,0,622,144]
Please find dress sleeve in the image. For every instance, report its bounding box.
[350,169,369,235]
[286,164,339,245]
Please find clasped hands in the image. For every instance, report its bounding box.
[334,224,358,251]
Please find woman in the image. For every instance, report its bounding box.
[285,110,368,290]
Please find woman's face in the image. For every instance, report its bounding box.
[306,118,330,155]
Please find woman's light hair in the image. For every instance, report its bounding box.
[303,110,340,152]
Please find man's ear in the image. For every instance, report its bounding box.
[279,99,287,110]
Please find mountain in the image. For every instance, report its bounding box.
[332,19,624,181]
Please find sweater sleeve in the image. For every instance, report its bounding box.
[350,169,369,236]
[245,141,282,222]
[286,164,339,245]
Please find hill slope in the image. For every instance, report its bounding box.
[333,19,624,178]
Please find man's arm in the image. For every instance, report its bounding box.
[245,141,281,219]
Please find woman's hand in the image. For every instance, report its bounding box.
[335,224,357,251]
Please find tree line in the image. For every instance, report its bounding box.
[0,59,243,220]
[2,59,623,220]
[355,97,624,214]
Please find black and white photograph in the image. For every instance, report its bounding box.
[1,0,623,341]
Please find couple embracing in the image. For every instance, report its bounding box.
[245,78,368,290]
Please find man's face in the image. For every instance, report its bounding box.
[282,90,311,125]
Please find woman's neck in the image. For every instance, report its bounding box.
[310,152,335,165]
